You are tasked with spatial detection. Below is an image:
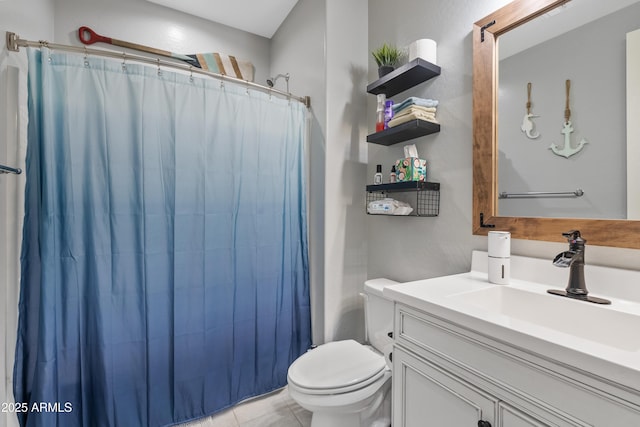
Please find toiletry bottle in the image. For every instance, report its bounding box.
[374,164,383,184]
[376,94,386,132]
[384,100,394,129]
[389,165,397,183]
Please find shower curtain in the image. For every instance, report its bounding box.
[13,48,311,427]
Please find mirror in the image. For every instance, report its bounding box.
[472,0,640,249]
[497,1,640,220]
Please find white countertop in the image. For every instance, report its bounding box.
[383,251,640,393]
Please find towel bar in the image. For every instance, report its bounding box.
[499,189,583,199]
[0,163,22,175]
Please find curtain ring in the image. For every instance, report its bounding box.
[84,47,89,68]
[189,66,194,83]
[157,58,162,76]
[245,80,250,95]
[220,79,224,89]
[121,52,127,71]
[40,40,52,63]
[40,40,52,64]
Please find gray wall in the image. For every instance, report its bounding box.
[367,0,513,282]
[270,0,328,345]
[498,3,640,219]
[257,0,371,345]
[367,0,640,284]
[322,0,369,343]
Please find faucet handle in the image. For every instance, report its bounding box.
[562,230,586,247]
[562,230,581,240]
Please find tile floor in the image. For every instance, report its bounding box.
[179,387,311,427]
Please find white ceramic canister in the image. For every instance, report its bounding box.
[488,231,511,285]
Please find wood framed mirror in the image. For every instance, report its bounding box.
[472,0,640,249]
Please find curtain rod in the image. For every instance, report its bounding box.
[5,31,311,109]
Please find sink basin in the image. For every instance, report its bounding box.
[450,286,640,352]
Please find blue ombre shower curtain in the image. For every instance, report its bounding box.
[14,48,311,427]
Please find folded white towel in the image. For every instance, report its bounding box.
[392,96,439,112]
[393,105,437,119]
[388,110,438,127]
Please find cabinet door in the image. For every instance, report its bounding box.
[394,347,497,427]
[499,402,551,427]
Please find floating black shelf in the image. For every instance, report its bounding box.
[366,119,440,146]
[366,181,440,193]
[366,181,440,217]
[367,58,441,97]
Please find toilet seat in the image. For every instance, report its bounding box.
[287,340,387,395]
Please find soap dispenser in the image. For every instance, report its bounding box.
[488,231,510,285]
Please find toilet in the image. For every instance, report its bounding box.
[287,278,398,427]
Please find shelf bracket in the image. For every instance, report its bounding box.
[479,213,495,228]
[480,20,496,42]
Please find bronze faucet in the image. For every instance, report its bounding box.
[547,231,611,305]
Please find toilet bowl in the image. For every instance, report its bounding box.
[287,278,399,427]
[287,340,391,427]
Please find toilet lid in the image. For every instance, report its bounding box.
[287,340,386,392]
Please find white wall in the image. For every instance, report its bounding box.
[0,0,54,40]
[323,0,369,343]
[270,0,327,344]
[1,3,54,426]
[53,0,271,84]
[367,0,640,284]
[272,0,369,345]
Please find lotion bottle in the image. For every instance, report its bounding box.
[389,165,397,183]
[374,164,383,184]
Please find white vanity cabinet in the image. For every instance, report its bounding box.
[394,346,552,426]
[391,303,640,427]
[394,347,499,426]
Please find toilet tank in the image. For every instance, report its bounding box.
[363,278,399,352]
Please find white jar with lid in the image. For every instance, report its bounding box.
[488,231,510,285]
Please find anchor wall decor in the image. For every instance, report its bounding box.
[521,82,540,139]
[549,79,587,158]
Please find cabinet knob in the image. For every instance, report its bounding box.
[478,421,492,427]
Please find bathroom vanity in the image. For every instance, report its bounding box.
[385,251,640,426]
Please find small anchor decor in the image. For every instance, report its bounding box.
[549,79,587,158]
[520,82,540,139]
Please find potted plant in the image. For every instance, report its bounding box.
[372,43,401,78]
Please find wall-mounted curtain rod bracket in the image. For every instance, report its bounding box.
[480,20,496,42]
[499,189,584,199]
[6,31,19,52]
[0,164,22,175]
[5,31,312,109]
